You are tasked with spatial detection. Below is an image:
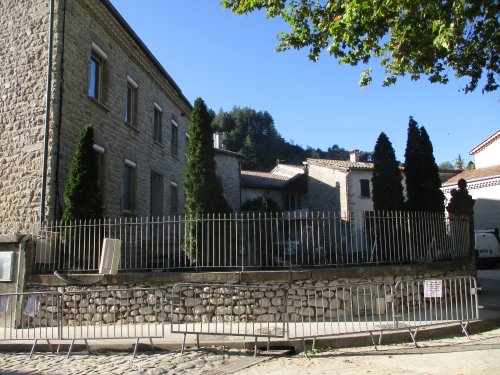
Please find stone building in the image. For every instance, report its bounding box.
[214,148,242,212]
[241,163,308,212]
[306,151,375,214]
[0,0,192,227]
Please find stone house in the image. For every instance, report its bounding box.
[442,130,500,231]
[214,148,242,212]
[241,163,307,212]
[1,0,193,227]
[306,151,376,215]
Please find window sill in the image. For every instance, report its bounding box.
[121,210,137,217]
[87,96,110,112]
[124,122,140,134]
[153,140,164,148]
[171,154,180,160]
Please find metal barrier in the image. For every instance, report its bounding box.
[394,276,480,345]
[60,287,165,357]
[286,283,395,355]
[0,291,60,357]
[171,283,287,356]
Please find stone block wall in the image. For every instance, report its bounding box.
[52,0,192,218]
[0,0,57,227]
[214,150,241,212]
[307,164,346,213]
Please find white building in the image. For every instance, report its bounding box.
[442,130,500,231]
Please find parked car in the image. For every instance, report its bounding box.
[475,230,500,268]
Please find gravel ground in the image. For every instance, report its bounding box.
[239,327,500,375]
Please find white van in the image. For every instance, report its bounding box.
[475,231,500,268]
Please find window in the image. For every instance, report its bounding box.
[122,159,136,212]
[153,103,162,143]
[171,119,179,157]
[360,179,370,197]
[93,144,106,202]
[170,182,178,215]
[125,75,138,126]
[88,42,108,102]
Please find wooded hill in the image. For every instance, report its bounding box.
[211,106,372,171]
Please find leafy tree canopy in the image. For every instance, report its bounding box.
[222,0,499,93]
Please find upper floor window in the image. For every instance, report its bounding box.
[88,42,108,102]
[170,182,178,215]
[360,179,371,197]
[153,103,163,143]
[171,119,179,157]
[125,75,138,126]
[122,159,137,213]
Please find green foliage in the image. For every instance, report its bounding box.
[212,106,372,170]
[184,98,231,264]
[62,126,102,222]
[372,132,404,211]
[455,154,465,170]
[241,197,280,213]
[222,0,499,93]
[466,161,476,170]
[184,98,231,217]
[404,118,445,212]
[439,161,455,170]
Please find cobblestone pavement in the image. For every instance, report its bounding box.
[0,347,256,375]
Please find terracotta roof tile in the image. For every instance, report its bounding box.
[241,170,290,187]
[307,158,374,170]
[442,164,500,186]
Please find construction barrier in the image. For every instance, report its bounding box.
[0,291,60,357]
[60,287,165,357]
[286,283,395,354]
[171,283,287,355]
[393,276,480,345]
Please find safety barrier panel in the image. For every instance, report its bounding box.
[60,287,165,357]
[0,292,60,357]
[394,276,479,345]
[286,283,395,354]
[171,283,287,356]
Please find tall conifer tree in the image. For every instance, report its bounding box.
[404,117,445,212]
[62,126,102,221]
[184,98,231,217]
[372,132,404,211]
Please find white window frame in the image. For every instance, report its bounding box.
[122,159,137,213]
[153,102,163,143]
[88,42,108,102]
[125,75,139,126]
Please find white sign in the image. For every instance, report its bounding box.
[424,279,443,298]
[0,252,14,282]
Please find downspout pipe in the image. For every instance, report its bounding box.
[40,0,55,226]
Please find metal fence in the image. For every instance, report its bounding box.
[394,276,479,345]
[286,283,395,341]
[0,292,60,357]
[171,283,286,355]
[31,211,470,274]
[59,288,165,357]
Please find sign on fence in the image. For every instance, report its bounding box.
[424,280,443,298]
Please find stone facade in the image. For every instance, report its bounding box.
[0,0,55,226]
[1,0,192,227]
[214,149,242,212]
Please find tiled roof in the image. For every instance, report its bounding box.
[442,164,500,186]
[271,163,306,177]
[214,148,243,158]
[307,158,374,170]
[241,170,290,188]
[469,130,500,155]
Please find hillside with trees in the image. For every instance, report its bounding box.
[212,106,372,170]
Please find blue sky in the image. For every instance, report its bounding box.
[110,0,499,165]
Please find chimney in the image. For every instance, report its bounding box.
[349,150,360,162]
[213,132,224,149]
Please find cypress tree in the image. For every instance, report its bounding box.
[61,125,102,221]
[184,98,231,264]
[404,117,445,212]
[241,133,259,169]
[372,132,404,211]
[184,97,231,216]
